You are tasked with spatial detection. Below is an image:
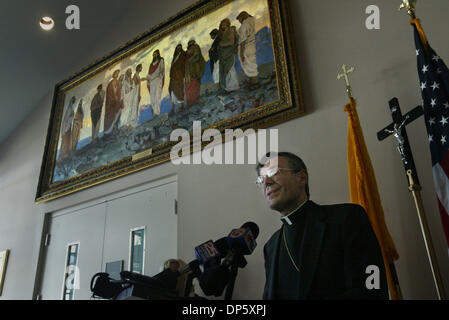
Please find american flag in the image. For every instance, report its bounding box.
[412,20,449,252]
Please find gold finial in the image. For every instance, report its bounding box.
[337,64,355,99]
[399,0,417,19]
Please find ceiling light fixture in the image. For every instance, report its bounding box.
[39,17,55,31]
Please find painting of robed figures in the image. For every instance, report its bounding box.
[36,0,304,202]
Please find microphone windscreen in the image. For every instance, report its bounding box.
[214,237,229,256]
[195,240,221,265]
[228,222,258,255]
[241,221,259,239]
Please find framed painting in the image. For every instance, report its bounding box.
[36,0,304,203]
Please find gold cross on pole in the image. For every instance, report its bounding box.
[337,64,355,99]
[399,0,417,19]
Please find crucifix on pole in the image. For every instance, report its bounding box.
[337,64,355,99]
[377,97,446,300]
[377,98,423,184]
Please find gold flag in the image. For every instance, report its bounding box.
[345,98,401,299]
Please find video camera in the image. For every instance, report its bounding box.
[90,268,202,300]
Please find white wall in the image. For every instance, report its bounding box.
[1,0,449,299]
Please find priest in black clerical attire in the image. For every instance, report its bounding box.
[256,152,388,300]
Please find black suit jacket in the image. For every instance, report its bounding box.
[263,201,388,300]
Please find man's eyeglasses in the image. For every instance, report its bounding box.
[255,167,297,187]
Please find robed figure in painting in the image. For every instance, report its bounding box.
[185,39,206,107]
[121,67,141,128]
[71,99,84,152]
[58,96,76,161]
[119,68,134,127]
[104,69,122,135]
[209,28,220,86]
[217,18,239,93]
[90,84,105,142]
[237,11,259,86]
[147,50,165,117]
[131,64,144,125]
[168,44,187,115]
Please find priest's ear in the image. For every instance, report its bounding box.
[296,169,308,190]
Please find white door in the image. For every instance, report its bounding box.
[39,178,178,300]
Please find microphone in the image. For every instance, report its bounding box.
[226,221,259,255]
[198,222,260,297]
[177,237,229,298]
[220,222,259,269]
[194,237,228,268]
[178,237,229,275]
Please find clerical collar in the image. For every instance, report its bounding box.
[280,199,309,226]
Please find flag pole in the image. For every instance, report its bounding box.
[398,0,447,299]
[406,170,446,299]
[339,65,403,299]
[399,0,417,19]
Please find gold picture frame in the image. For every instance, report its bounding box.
[0,250,9,296]
[36,0,304,203]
